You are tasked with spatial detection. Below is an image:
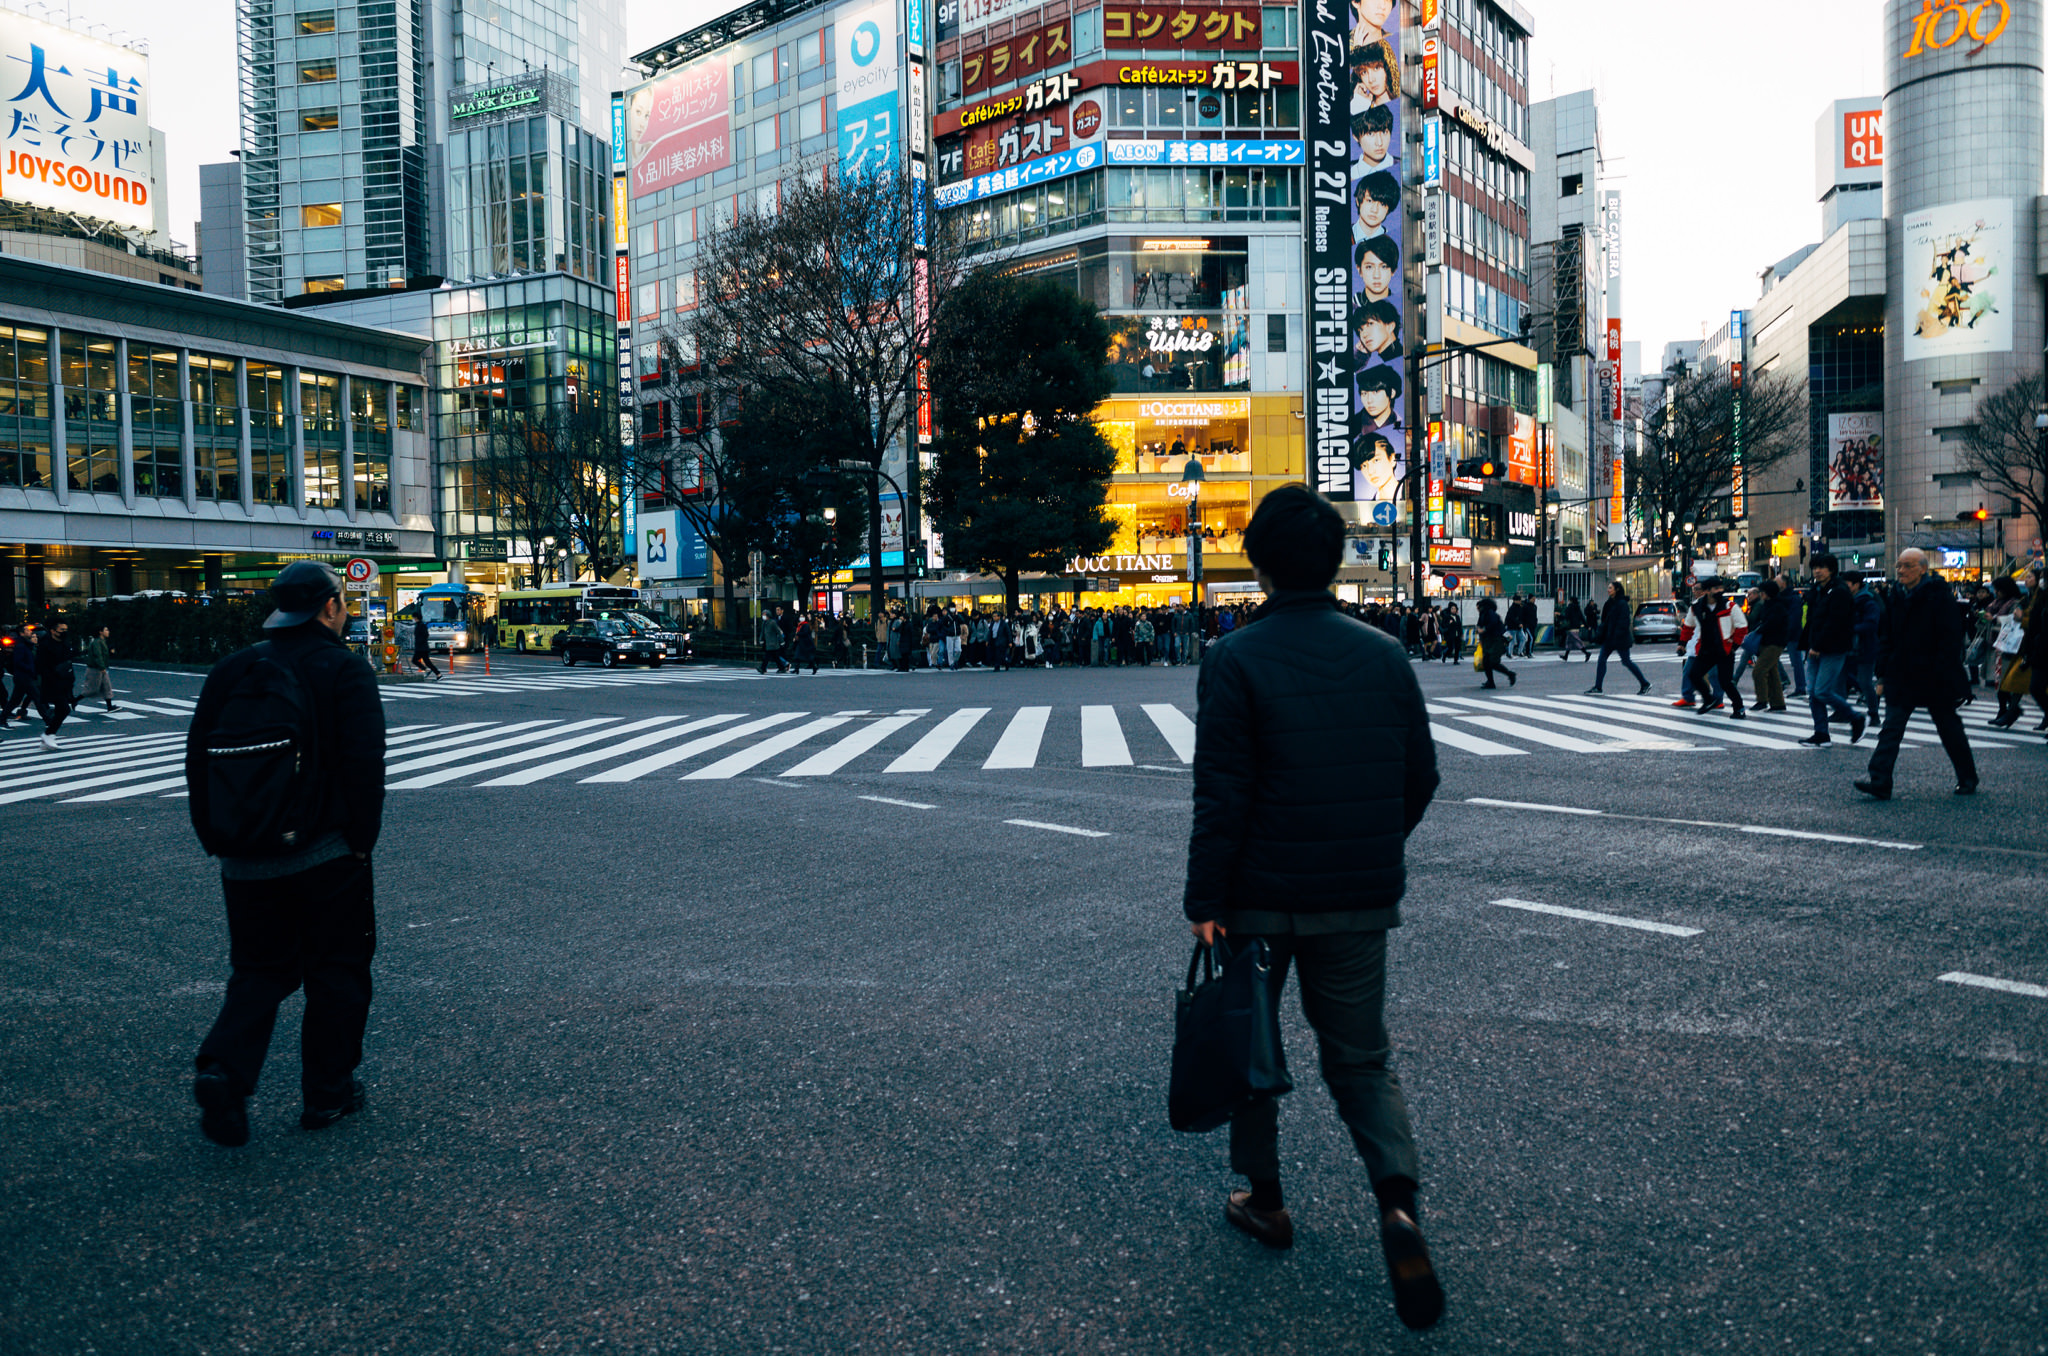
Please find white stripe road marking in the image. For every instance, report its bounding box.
[1463,797,1923,851]
[1467,798,1604,815]
[0,732,184,762]
[782,715,924,776]
[0,748,186,796]
[1080,705,1132,767]
[885,707,990,773]
[1491,897,1703,937]
[62,776,190,803]
[0,757,190,804]
[1142,704,1196,763]
[581,712,807,782]
[376,720,562,772]
[478,714,744,786]
[1450,713,1621,754]
[385,720,609,776]
[983,707,1051,769]
[1440,698,1696,751]
[389,716,688,789]
[1547,696,1800,749]
[860,795,936,810]
[1937,971,2048,1000]
[383,722,497,749]
[1005,818,1110,838]
[1423,715,1530,757]
[684,717,855,779]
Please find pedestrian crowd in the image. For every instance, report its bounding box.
[2,618,120,749]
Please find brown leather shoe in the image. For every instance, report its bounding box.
[1225,1190,1294,1249]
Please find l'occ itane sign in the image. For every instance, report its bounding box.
[1901,0,2009,55]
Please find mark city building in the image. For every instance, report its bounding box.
[0,253,432,619]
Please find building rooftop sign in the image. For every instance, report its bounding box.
[450,74,551,123]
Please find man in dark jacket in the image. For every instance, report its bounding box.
[1848,573,1883,722]
[1750,579,1791,711]
[1855,549,1977,798]
[1587,582,1650,694]
[1184,484,1443,1330]
[185,562,387,1147]
[30,619,75,750]
[1798,554,1865,746]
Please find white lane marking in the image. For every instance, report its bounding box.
[832,709,872,716]
[1080,705,1132,767]
[384,722,494,748]
[145,695,197,708]
[895,708,932,715]
[1550,696,1802,749]
[683,716,854,779]
[480,714,745,786]
[1005,818,1110,838]
[1491,897,1703,937]
[781,714,923,776]
[860,795,936,810]
[0,749,185,797]
[884,707,990,772]
[1938,971,2048,1000]
[1451,713,1619,753]
[389,716,687,789]
[384,720,600,776]
[0,730,182,759]
[1464,797,1923,851]
[1141,704,1197,763]
[1137,764,1192,773]
[580,712,807,782]
[1467,797,1604,815]
[377,720,556,767]
[62,775,190,802]
[983,707,1051,769]
[1426,722,1531,757]
[1442,697,1695,750]
[0,757,190,804]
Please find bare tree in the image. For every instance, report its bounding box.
[470,391,626,586]
[634,323,757,629]
[684,166,973,634]
[1628,367,1807,566]
[1961,373,2048,545]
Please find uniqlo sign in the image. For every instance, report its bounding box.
[1842,110,1882,172]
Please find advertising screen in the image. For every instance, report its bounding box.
[637,509,707,580]
[1826,411,1884,511]
[1903,197,2013,361]
[1340,0,1404,504]
[626,57,731,198]
[836,0,901,179]
[0,11,154,234]
[1507,412,1537,486]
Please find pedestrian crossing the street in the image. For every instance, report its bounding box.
[3,695,2040,806]
[5,692,199,726]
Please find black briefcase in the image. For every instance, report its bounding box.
[1168,939,1293,1134]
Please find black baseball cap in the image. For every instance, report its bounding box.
[264,560,344,629]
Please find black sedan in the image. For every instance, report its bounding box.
[560,619,664,667]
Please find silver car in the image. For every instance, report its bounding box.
[1633,600,1682,646]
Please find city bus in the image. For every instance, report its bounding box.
[399,582,486,653]
[495,584,643,653]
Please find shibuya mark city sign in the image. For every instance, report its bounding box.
[0,10,155,234]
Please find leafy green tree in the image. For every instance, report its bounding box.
[926,272,1117,615]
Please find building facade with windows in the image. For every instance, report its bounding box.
[935,0,1306,605]
[0,253,432,619]
[1528,89,1605,574]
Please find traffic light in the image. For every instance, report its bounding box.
[1455,458,1499,479]
[1958,506,1990,523]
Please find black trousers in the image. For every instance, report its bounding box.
[1221,929,1420,1188]
[197,855,376,1107]
[1691,653,1743,711]
[1865,693,1977,787]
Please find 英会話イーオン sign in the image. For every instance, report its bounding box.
[1,10,155,235]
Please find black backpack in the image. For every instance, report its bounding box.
[201,643,325,858]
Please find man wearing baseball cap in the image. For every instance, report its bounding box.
[183,561,387,1147]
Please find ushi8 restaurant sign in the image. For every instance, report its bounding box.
[0,10,155,235]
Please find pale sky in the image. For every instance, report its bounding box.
[87,0,1888,362]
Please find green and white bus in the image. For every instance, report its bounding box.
[495,584,642,652]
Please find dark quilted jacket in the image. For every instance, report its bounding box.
[1183,591,1439,926]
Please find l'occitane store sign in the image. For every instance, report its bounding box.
[1902,0,2009,57]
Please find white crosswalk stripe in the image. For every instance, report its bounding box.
[1080,705,1132,767]
[983,707,1051,770]
[5,694,2040,807]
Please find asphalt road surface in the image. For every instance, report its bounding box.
[3,646,2043,1355]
